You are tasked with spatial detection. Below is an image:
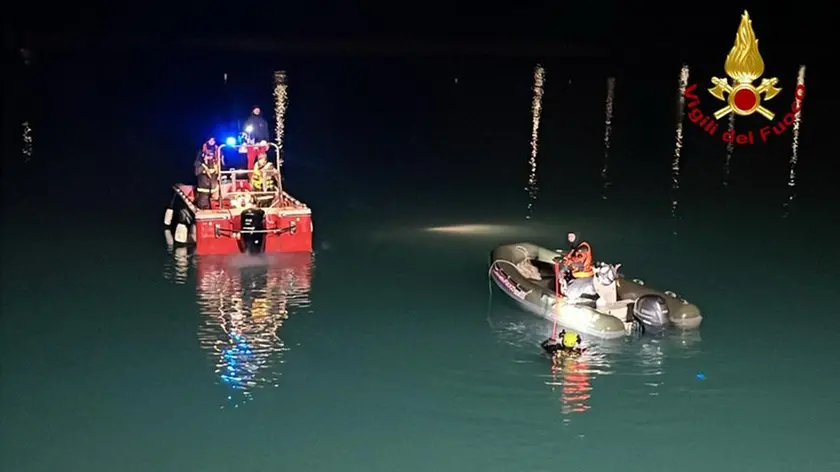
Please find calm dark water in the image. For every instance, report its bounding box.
[2,53,839,471]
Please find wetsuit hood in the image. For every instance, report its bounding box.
[561,331,581,349]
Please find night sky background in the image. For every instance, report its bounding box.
[2,3,836,213]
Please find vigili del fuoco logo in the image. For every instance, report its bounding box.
[684,10,805,145]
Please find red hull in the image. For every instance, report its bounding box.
[177,184,313,255]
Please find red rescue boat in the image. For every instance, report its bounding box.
[164,142,313,255]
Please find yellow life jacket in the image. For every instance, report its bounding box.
[250,162,276,191]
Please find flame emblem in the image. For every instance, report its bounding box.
[708,11,781,120]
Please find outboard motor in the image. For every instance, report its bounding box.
[633,294,670,328]
[239,208,266,254]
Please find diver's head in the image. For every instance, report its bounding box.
[567,232,577,244]
[561,330,582,349]
[252,107,261,115]
[207,137,216,145]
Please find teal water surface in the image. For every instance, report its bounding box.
[3,193,839,471]
[3,59,840,471]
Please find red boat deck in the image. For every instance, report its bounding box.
[171,139,313,255]
[177,182,313,255]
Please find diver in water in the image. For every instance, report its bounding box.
[541,329,585,364]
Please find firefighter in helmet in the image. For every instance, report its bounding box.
[194,137,220,209]
[249,152,279,205]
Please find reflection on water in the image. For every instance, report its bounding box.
[637,337,665,394]
[424,223,552,238]
[634,330,703,396]
[487,300,702,417]
[162,239,192,285]
[525,65,545,219]
[22,121,32,163]
[549,357,593,415]
[723,114,735,187]
[195,254,313,407]
[601,77,615,200]
[671,65,690,226]
[783,65,806,218]
[20,49,33,163]
[273,70,288,155]
[487,304,603,416]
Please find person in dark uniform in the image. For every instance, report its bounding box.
[242,107,271,170]
[194,138,220,209]
[243,107,270,143]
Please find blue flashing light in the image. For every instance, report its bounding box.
[225,137,237,146]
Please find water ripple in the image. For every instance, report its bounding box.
[194,254,314,407]
[162,244,193,285]
[186,254,314,407]
[488,300,703,417]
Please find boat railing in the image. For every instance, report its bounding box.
[215,142,284,200]
[226,190,279,201]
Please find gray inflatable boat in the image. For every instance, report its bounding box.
[489,243,703,339]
